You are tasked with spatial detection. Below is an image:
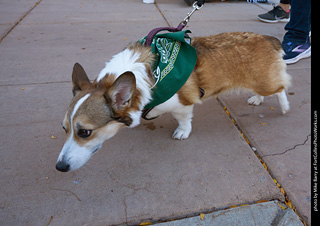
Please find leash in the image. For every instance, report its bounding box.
[145,1,204,46]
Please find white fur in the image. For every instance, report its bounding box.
[146,94,183,118]
[58,122,123,171]
[146,94,194,140]
[276,90,290,114]
[97,49,141,82]
[58,94,92,171]
[171,106,194,140]
[247,95,264,106]
[97,48,153,127]
[247,90,290,115]
[57,134,98,171]
[129,111,143,128]
[71,93,91,120]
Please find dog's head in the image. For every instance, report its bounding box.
[56,63,138,172]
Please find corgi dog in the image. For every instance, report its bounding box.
[56,32,291,172]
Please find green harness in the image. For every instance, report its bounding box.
[139,30,197,110]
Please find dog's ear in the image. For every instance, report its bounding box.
[72,63,91,96]
[107,71,136,112]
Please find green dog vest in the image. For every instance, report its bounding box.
[139,30,197,109]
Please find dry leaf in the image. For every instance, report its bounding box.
[285,200,293,209]
[270,107,275,110]
[260,122,267,125]
[255,200,268,204]
[240,132,251,145]
[140,222,152,226]
[51,135,57,139]
[278,203,287,210]
[200,213,205,220]
[262,163,268,170]
[21,87,25,90]
[273,179,281,187]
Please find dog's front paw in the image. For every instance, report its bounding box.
[172,127,191,140]
[247,95,264,106]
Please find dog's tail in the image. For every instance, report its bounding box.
[264,35,283,53]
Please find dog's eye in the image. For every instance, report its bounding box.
[78,129,92,138]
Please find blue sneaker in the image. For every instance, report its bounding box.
[282,41,311,64]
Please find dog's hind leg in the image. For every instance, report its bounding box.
[247,95,264,106]
[276,90,290,114]
[171,104,194,140]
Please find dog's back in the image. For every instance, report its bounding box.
[177,32,291,107]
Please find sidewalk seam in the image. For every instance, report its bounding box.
[154,2,171,27]
[216,97,307,226]
[0,80,71,87]
[0,0,43,44]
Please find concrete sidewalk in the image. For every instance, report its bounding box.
[0,0,310,225]
[154,201,303,226]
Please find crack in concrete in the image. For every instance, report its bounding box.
[50,188,81,201]
[0,0,43,44]
[261,134,311,158]
[122,184,155,226]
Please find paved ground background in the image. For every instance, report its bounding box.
[0,0,311,225]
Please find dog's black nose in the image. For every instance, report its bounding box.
[56,161,70,172]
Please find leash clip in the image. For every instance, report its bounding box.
[180,1,204,27]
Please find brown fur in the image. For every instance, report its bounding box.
[178,32,290,105]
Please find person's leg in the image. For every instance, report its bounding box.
[278,3,290,13]
[282,0,311,64]
[283,0,311,43]
[258,0,290,23]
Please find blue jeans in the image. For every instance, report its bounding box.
[282,0,311,44]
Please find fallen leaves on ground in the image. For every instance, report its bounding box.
[285,200,293,209]
[262,162,268,171]
[223,107,230,116]
[278,203,287,210]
